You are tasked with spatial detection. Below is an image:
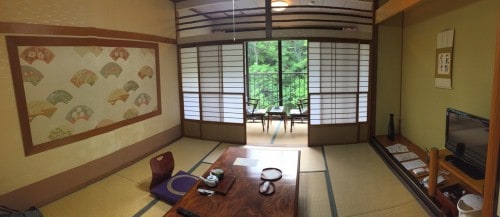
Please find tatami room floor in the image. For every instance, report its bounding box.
[40,121,430,217]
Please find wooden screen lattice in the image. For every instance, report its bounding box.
[180,44,245,124]
[308,42,369,125]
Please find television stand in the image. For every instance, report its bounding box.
[444,155,485,180]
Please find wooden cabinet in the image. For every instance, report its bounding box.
[370,135,485,217]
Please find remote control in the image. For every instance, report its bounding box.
[176,207,200,217]
[197,188,215,195]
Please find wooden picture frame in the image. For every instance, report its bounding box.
[6,36,161,156]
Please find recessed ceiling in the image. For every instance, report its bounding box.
[172,0,374,44]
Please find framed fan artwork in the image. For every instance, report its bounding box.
[6,36,161,155]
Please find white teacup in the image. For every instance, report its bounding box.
[211,168,224,179]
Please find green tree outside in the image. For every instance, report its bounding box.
[247,40,308,110]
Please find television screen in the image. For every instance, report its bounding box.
[445,108,489,171]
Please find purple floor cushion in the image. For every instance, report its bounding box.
[150,170,198,204]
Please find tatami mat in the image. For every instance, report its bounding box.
[40,174,154,217]
[40,137,429,217]
[324,143,428,217]
[190,162,212,177]
[299,172,332,217]
[246,120,307,147]
[273,121,308,146]
[202,143,242,164]
[246,121,271,144]
[41,138,219,217]
[351,200,428,217]
[114,138,219,191]
[242,145,325,172]
[140,200,170,217]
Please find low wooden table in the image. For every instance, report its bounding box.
[267,106,287,132]
[164,147,300,217]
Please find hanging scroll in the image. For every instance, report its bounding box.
[435,29,454,89]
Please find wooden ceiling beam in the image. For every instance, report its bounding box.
[175,0,241,10]
[375,0,423,24]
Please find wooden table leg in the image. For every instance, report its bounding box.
[261,115,265,132]
[283,114,287,132]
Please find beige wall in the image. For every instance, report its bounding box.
[376,13,403,136]
[398,0,499,150]
[0,0,179,195]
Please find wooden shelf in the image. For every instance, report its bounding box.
[370,135,442,216]
[438,149,484,194]
[371,135,485,217]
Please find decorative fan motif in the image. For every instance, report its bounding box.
[74,46,104,57]
[100,62,123,78]
[28,100,57,122]
[20,46,55,64]
[71,69,98,88]
[123,80,139,92]
[134,93,152,107]
[138,65,154,79]
[21,65,44,86]
[123,108,139,119]
[65,105,94,124]
[110,47,130,61]
[107,89,129,105]
[14,44,159,147]
[95,119,115,128]
[46,90,73,105]
[48,125,73,140]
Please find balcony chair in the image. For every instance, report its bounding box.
[289,99,308,132]
[246,98,266,131]
[149,151,198,205]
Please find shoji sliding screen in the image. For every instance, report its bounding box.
[308,42,370,145]
[180,44,245,144]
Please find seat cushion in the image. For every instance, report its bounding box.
[150,170,198,204]
[289,109,301,115]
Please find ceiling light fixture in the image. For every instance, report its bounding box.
[271,1,288,12]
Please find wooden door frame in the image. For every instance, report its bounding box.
[482,6,500,217]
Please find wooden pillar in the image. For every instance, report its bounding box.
[427,147,439,197]
[482,5,500,217]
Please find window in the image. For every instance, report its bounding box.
[309,42,369,125]
[246,40,308,109]
[180,44,245,124]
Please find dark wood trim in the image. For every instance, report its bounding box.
[190,8,212,19]
[482,6,500,217]
[265,0,272,39]
[178,11,372,26]
[272,19,371,25]
[177,5,372,20]
[178,19,371,32]
[178,37,371,48]
[0,22,176,44]
[368,0,379,138]
[0,126,182,210]
[273,11,372,19]
[375,0,423,24]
